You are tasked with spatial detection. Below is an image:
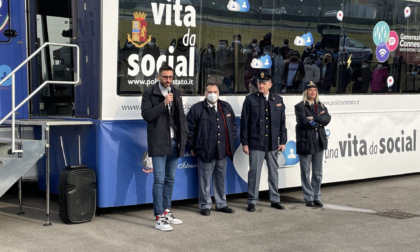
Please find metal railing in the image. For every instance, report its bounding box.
[0,43,80,153]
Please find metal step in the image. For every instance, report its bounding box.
[0,139,45,198]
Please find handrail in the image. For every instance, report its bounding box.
[0,42,80,153]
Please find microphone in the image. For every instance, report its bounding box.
[167,87,173,107]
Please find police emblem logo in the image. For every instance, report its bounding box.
[260,72,264,79]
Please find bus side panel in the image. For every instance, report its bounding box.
[0,0,28,119]
[95,120,247,208]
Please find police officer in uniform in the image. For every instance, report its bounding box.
[187,83,237,216]
[240,72,288,212]
[295,81,331,207]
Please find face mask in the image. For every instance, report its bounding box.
[362,64,368,69]
[264,51,270,55]
[171,43,176,47]
[252,43,257,48]
[233,40,241,44]
[412,71,418,75]
[218,44,226,49]
[148,42,155,47]
[207,49,212,53]
[377,64,383,69]
[207,93,218,103]
[243,49,251,54]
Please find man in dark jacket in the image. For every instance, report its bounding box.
[141,65,187,231]
[240,72,287,212]
[294,82,331,208]
[187,83,237,216]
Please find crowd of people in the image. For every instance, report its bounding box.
[120,32,396,95]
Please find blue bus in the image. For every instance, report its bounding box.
[1,0,420,209]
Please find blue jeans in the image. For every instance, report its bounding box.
[152,139,179,216]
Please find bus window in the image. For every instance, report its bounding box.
[116,0,420,95]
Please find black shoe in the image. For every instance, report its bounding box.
[247,204,255,212]
[215,206,235,214]
[314,200,323,207]
[270,202,285,210]
[200,208,210,216]
[305,201,314,207]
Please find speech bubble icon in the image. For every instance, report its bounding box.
[337,11,344,21]
[404,7,411,18]
[386,31,399,52]
[387,76,394,88]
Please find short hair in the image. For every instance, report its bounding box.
[205,83,219,91]
[159,65,173,75]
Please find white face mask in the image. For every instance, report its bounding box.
[207,93,218,103]
[362,64,368,69]
[377,64,383,69]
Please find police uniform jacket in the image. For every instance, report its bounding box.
[294,101,331,154]
[187,100,237,163]
[240,92,287,150]
[141,83,187,157]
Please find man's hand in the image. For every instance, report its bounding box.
[164,93,173,106]
[242,145,249,155]
[278,144,286,152]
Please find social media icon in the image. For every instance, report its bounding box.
[387,76,394,88]
[337,11,343,21]
[386,31,399,52]
[404,7,411,18]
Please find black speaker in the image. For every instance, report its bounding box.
[59,167,96,224]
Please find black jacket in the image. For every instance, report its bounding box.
[294,101,331,154]
[240,92,287,150]
[187,100,237,163]
[141,83,187,157]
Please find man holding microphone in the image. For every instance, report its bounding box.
[141,65,188,231]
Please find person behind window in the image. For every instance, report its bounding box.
[215,39,233,93]
[141,65,188,231]
[301,54,320,92]
[294,82,331,208]
[142,37,160,81]
[272,47,285,94]
[187,83,237,216]
[240,72,287,212]
[352,59,372,93]
[318,54,335,93]
[370,63,389,93]
[259,32,275,56]
[250,38,261,57]
[279,39,291,60]
[283,50,304,93]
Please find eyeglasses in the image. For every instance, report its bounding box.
[161,75,174,79]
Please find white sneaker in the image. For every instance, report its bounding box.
[155,215,173,231]
[164,209,183,225]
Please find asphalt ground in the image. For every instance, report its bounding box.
[1,173,420,252]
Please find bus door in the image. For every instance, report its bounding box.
[28,0,75,116]
[30,0,100,118]
[0,0,28,119]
